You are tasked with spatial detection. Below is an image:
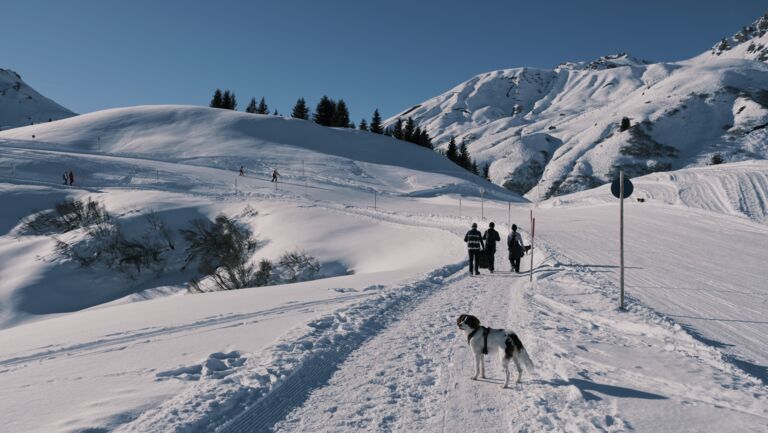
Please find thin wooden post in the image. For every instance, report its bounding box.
[235,176,238,195]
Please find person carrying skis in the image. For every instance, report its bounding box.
[464,222,485,276]
[508,224,524,273]
[483,221,501,273]
[239,166,245,176]
[271,169,280,183]
[68,170,75,186]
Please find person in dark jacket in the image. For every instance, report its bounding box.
[464,222,485,276]
[271,169,280,182]
[68,170,75,186]
[483,222,501,273]
[508,224,524,273]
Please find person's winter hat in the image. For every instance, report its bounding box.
[512,224,517,231]
[489,222,495,228]
[471,223,477,228]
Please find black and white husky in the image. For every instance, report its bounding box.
[456,314,534,388]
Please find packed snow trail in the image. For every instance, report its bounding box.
[264,249,767,433]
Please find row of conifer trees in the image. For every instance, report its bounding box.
[209,89,486,177]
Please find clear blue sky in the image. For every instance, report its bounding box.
[3,0,766,123]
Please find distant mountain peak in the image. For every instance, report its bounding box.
[710,11,768,61]
[0,68,75,130]
[557,53,653,71]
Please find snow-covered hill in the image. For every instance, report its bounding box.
[386,12,768,200]
[544,160,768,224]
[0,68,75,130]
[0,104,766,432]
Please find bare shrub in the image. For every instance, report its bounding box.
[25,198,109,234]
[181,215,260,291]
[276,250,320,283]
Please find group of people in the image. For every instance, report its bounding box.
[463,221,527,275]
[62,170,75,186]
[237,166,280,183]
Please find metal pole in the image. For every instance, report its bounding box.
[156,169,159,184]
[508,201,511,228]
[374,191,377,209]
[620,169,625,310]
[459,198,462,219]
[529,217,535,282]
[303,160,307,195]
[481,190,484,220]
[235,176,238,195]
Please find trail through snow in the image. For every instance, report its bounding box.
[264,248,767,433]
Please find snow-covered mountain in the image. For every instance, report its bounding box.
[0,68,75,130]
[387,12,768,200]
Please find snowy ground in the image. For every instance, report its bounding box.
[0,106,766,432]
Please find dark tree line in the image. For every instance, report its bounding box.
[445,136,480,175]
[210,89,237,110]
[246,97,270,114]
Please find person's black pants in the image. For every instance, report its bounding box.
[510,257,521,273]
[468,250,481,274]
[487,249,495,272]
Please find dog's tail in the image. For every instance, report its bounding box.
[506,332,535,370]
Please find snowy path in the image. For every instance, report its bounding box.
[259,248,768,433]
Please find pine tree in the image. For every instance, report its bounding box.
[245,97,257,113]
[349,121,356,129]
[222,91,232,110]
[458,139,471,169]
[273,109,279,116]
[256,97,269,114]
[334,99,350,127]
[392,118,404,140]
[472,160,479,175]
[210,89,223,108]
[229,91,237,110]
[313,96,336,126]
[370,109,383,134]
[446,137,458,163]
[403,117,415,142]
[482,162,491,179]
[291,98,310,120]
[359,119,368,131]
[419,129,433,149]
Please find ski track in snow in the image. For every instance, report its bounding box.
[266,246,768,433]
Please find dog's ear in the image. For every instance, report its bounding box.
[457,314,467,326]
[465,315,480,329]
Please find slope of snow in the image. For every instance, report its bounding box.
[0,105,766,433]
[544,160,768,224]
[0,68,75,130]
[386,13,768,200]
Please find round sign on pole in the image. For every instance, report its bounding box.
[611,177,633,198]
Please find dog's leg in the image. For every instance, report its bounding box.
[472,353,482,380]
[513,354,523,383]
[502,357,510,388]
[480,354,486,379]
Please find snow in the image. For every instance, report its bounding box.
[0,68,75,130]
[384,20,768,200]
[0,104,767,432]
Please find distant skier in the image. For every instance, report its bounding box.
[68,170,75,186]
[271,169,280,183]
[483,222,501,273]
[508,224,524,273]
[62,171,69,185]
[239,166,245,176]
[464,222,485,276]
